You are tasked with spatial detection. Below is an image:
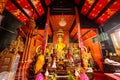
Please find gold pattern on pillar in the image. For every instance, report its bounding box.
[16,17,36,80]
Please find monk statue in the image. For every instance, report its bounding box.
[72,44,80,62]
[55,29,66,60]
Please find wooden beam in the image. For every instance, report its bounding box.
[72,32,78,39]
[86,0,98,17]
[28,0,40,17]
[40,0,48,12]
[69,19,76,33]
[94,0,116,21]
[78,0,86,12]
[81,30,91,37]
[11,0,30,18]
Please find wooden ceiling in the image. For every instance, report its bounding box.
[1,0,120,41]
[4,0,120,26]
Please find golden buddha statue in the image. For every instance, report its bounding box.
[55,29,66,59]
[82,47,92,68]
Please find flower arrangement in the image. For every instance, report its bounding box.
[51,72,57,80]
[79,68,89,80]
[68,71,75,80]
[35,73,44,80]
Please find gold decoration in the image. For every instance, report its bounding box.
[9,36,24,53]
[26,17,36,29]
[57,29,64,37]
[82,46,92,68]
[32,0,39,6]
[12,9,20,16]
[87,0,95,5]
[36,45,42,55]
[0,48,9,63]
[107,9,115,15]
[56,29,66,59]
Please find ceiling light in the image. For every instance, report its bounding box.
[59,15,66,27]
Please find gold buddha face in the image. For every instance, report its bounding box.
[57,37,63,43]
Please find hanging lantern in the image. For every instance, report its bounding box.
[58,14,67,27]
